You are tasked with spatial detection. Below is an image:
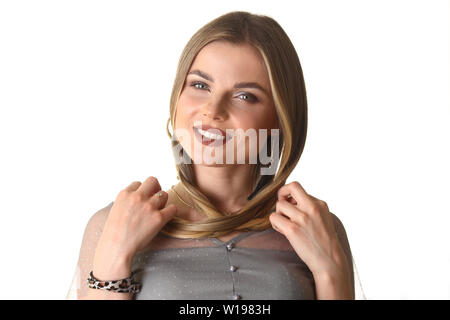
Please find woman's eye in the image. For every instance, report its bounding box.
[190,81,209,90]
[189,81,258,103]
[237,93,258,103]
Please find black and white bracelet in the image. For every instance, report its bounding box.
[87,271,141,293]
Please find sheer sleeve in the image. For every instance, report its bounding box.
[66,201,113,299]
[330,212,366,300]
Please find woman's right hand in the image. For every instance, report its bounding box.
[92,176,177,280]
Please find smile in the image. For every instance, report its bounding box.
[197,127,225,140]
[193,125,231,146]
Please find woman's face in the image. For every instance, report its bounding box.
[174,40,279,166]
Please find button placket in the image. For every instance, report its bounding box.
[224,241,242,299]
[211,232,262,300]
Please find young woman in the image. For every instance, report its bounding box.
[67,11,364,300]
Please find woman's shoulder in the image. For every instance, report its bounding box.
[84,201,114,232]
[328,211,349,239]
[328,211,353,268]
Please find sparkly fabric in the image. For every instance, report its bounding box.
[131,229,316,300]
[66,201,365,300]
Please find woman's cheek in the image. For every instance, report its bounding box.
[183,95,208,113]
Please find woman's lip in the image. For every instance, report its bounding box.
[198,124,227,137]
[193,126,231,146]
[193,124,232,141]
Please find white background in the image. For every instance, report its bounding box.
[0,0,448,299]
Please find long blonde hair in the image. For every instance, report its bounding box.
[162,11,308,239]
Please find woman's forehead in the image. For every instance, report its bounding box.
[189,41,270,87]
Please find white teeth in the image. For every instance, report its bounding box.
[196,127,225,140]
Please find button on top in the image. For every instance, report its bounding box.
[226,243,235,251]
[229,265,237,272]
[232,294,241,300]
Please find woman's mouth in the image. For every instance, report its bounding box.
[193,125,231,146]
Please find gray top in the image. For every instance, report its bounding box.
[130,228,316,300]
[67,201,361,300]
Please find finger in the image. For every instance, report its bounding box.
[159,204,178,222]
[124,181,142,192]
[148,190,168,209]
[269,211,298,236]
[278,182,314,212]
[309,194,328,209]
[285,194,297,205]
[276,199,308,225]
[137,176,161,198]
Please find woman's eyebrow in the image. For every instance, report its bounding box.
[188,69,214,82]
[187,69,269,96]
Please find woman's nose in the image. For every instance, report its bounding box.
[201,98,227,120]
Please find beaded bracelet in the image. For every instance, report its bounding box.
[87,271,141,293]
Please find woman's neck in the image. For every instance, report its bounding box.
[191,164,255,214]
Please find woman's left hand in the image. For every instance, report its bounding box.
[269,181,351,280]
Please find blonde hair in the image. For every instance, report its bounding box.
[162,11,308,239]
